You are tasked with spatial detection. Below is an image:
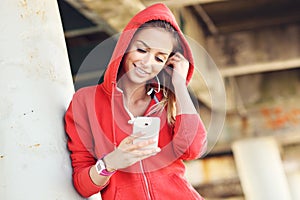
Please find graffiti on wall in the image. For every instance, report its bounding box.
[261,107,300,130]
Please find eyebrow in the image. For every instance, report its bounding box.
[136,40,170,56]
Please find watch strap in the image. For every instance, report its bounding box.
[100,168,115,176]
[96,158,116,176]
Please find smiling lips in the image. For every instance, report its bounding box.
[134,64,150,76]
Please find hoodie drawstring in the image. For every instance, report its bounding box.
[111,82,117,149]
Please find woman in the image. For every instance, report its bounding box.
[65,3,207,199]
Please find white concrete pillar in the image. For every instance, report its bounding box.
[287,171,300,200]
[285,161,300,200]
[232,137,292,200]
[0,0,82,199]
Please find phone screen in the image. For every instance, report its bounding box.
[132,117,160,149]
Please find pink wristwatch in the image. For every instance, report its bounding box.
[95,159,116,176]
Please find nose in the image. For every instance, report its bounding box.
[141,53,153,67]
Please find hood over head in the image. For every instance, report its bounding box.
[102,3,195,94]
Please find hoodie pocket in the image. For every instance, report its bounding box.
[114,181,148,200]
[151,173,202,200]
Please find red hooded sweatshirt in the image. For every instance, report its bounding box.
[65,3,207,200]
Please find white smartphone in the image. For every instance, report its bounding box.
[132,117,160,149]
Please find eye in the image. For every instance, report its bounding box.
[155,56,164,63]
[137,48,147,53]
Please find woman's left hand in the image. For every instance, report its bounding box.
[165,52,189,86]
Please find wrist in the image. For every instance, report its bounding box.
[103,156,116,172]
[173,82,187,94]
[95,156,116,176]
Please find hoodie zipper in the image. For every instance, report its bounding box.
[123,100,152,199]
[116,85,153,199]
[140,161,152,200]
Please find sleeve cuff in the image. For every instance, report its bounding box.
[76,166,109,197]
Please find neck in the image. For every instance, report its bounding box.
[118,77,148,104]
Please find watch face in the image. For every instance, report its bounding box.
[96,163,101,171]
[96,159,105,174]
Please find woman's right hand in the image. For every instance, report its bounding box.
[103,133,161,171]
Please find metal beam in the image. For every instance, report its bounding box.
[74,70,105,83]
[64,0,117,35]
[217,14,300,34]
[74,0,145,32]
[194,4,218,35]
[64,26,108,38]
[220,58,300,77]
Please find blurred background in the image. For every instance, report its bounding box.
[57,0,300,199]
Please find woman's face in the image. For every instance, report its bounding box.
[121,27,174,84]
